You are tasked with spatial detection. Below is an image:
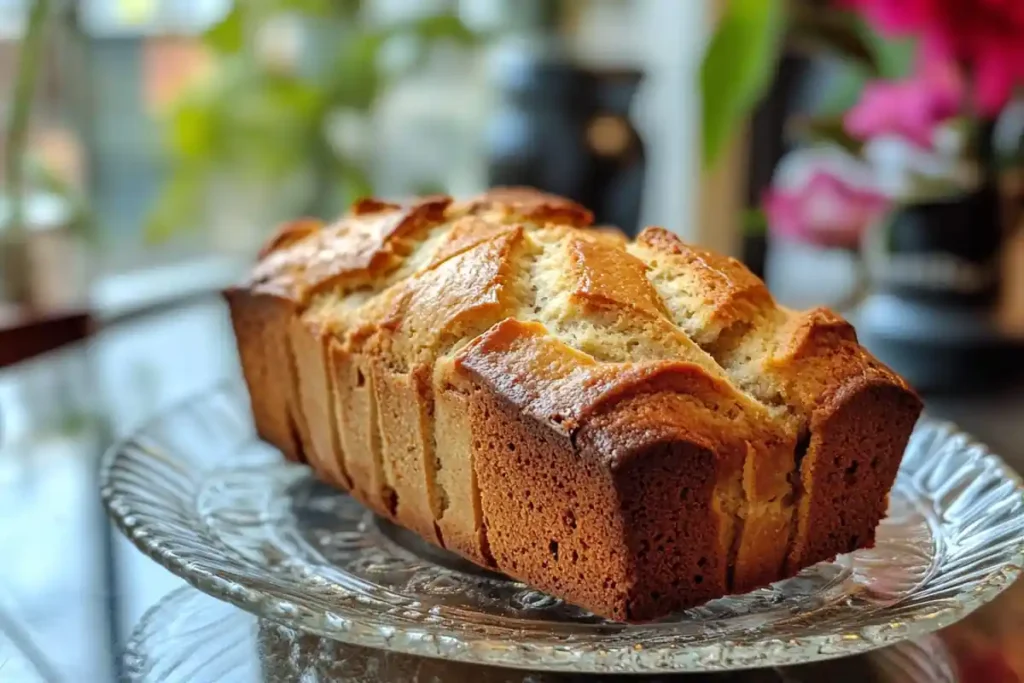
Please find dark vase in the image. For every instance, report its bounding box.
[864,182,1004,307]
[859,182,1024,393]
[486,55,646,235]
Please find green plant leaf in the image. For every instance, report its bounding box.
[809,17,917,118]
[338,162,373,207]
[814,62,869,116]
[144,169,205,243]
[167,95,218,161]
[405,13,477,45]
[788,6,879,75]
[861,21,916,80]
[204,4,245,54]
[412,180,447,196]
[744,207,768,237]
[701,0,786,169]
[787,114,865,155]
[328,30,388,110]
[146,3,481,242]
[275,0,353,15]
[203,66,322,177]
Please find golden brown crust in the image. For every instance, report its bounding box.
[567,237,668,318]
[768,310,922,572]
[453,186,594,226]
[580,395,737,619]
[225,188,922,623]
[424,216,520,271]
[634,227,775,346]
[456,319,750,440]
[224,288,308,463]
[248,196,450,302]
[258,217,324,260]
[373,225,524,367]
[637,227,768,298]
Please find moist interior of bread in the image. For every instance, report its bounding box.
[297,210,807,587]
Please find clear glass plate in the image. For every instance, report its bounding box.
[103,382,1024,674]
[124,586,960,682]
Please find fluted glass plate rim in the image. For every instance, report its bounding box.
[101,380,1024,673]
[122,586,960,683]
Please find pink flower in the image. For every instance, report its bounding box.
[842,0,1024,115]
[844,62,962,147]
[764,170,890,249]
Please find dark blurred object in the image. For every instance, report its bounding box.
[859,182,1024,393]
[866,182,1003,307]
[743,53,812,278]
[858,292,1024,393]
[0,305,90,370]
[486,52,646,235]
[995,99,1024,230]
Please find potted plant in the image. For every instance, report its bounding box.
[2,0,94,311]
[840,0,1021,308]
[2,0,51,307]
[145,1,479,248]
[703,0,1024,390]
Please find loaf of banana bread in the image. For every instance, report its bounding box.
[225,188,922,622]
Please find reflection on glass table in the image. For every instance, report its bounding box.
[124,586,959,683]
[0,601,60,683]
[0,349,117,683]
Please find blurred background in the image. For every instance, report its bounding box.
[0,0,1022,680]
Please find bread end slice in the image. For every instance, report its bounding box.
[224,287,308,464]
[786,374,922,574]
[289,316,349,488]
[469,384,735,622]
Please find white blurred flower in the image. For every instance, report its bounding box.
[772,144,880,194]
[324,110,374,163]
[256,14,303,75]
[863,124,979,201]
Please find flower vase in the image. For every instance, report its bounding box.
[858,182,1023,391]
[1,191,89,312]
[864,183,1003,306]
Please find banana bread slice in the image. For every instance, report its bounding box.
[224,188,922,622]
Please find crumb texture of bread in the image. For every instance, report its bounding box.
[224,187,923,622]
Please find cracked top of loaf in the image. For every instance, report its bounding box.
[240,187,914,453]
